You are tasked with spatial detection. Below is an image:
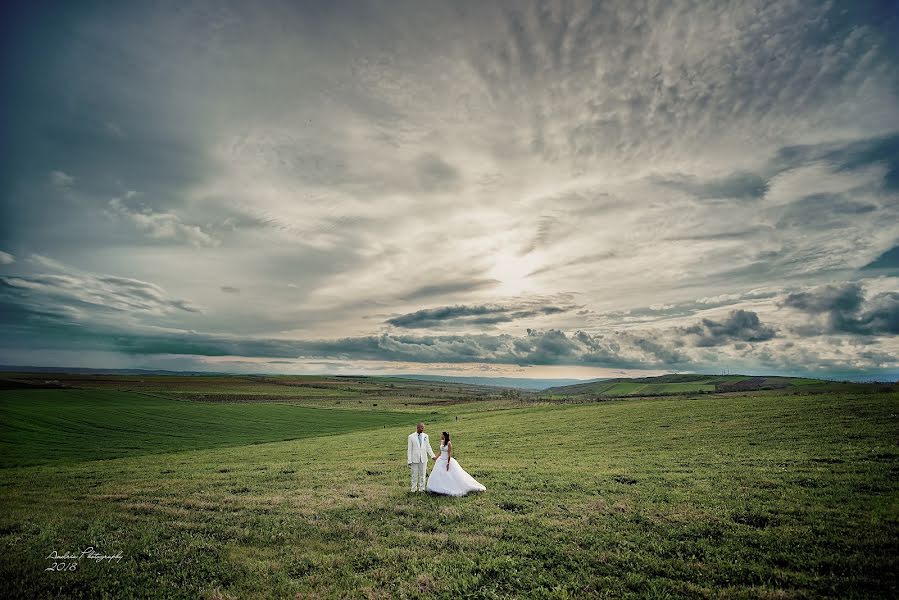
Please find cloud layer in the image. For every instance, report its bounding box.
[1,0,897,378]
[385,302,573,329]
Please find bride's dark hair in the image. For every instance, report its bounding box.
[442,431,450,444]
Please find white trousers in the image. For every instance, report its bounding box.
[409,462,426,491]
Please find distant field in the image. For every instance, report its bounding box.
[575,381,717,396]
[0,375,896,598]
[541,373,892,398]
[0,372,509,409]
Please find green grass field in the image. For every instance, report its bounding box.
[0,376,897,598]
[541,374,887,398]
[0,390,415,468]
[544,374,739,397]
[585,381,717,396]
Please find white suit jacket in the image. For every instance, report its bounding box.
[407,432,436,464]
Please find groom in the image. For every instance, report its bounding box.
[407,422,436,493]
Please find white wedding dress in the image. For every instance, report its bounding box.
[426,443,486,496]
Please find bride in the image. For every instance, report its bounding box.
[426,432,486,496]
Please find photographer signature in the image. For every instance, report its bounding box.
[46,547,123,571]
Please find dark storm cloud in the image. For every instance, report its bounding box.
[627,334,691,365]
[832,292,898,337]
[572,328,691,366]
[386,303,572,329]
[781,283,865,318]
[387,304,508,327]
[513,328,579,363]
[780,282,899,336]
[300,327,689,368]
[680,310,777,347]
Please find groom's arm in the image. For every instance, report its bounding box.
[407,435,413,464]
[425,435,436,459]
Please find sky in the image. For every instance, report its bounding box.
[1,0,898,380]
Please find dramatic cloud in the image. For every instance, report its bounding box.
[1,1,898,377]
[0,300,691,370]
[681,309,777,347]
[386,303,571,328]
[781,282,899,336]
[0,255,203,325]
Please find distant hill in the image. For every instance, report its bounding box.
[3,366,892,395]
[0,365,228,376]
[390,374,607,390]
[0,366,603,391]
[541,373,873,397]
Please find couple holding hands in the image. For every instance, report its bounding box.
[406,422,486,496]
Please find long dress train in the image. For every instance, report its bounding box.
[426,443,486,496]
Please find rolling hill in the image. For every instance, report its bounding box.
[541,373,867,397]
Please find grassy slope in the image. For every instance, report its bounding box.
[0,390,416,468]
[541,374,873,397]
[1,388,897,598]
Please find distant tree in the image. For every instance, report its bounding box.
[500,388,523,401]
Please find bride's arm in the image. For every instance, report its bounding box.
[446,441,452,470]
